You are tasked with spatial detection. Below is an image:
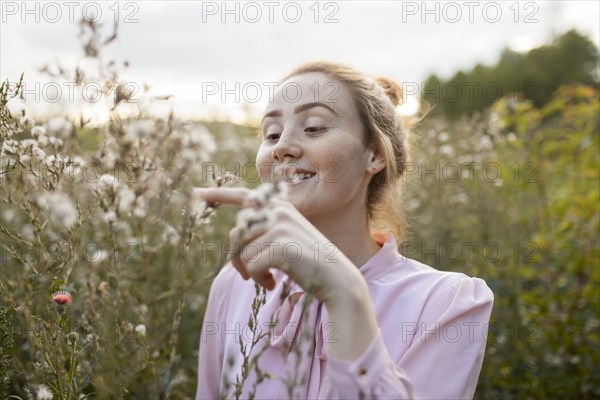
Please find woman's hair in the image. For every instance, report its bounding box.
[281,61,412,243]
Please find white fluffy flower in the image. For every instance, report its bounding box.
[64,157,85,183]
[48,137,63,148]
[190,195,207,215]
[32,146,46,159]
[2,208,16,223]
[101,210,117,223]
[46,117,72,139]
[184,126,215,148]
[36,384,53,400]
[124,119,154,146]
[135,324,147,336]
[20,139,38,149]
[45,154,67,168]
[162,224,180,245]
[117,186,136,214]
[1,139,16,154]
[36,192,77,228]
[133,197,146,218]
[181,125,216,161]
[36,134,49,147]
[21,224,34,241]
[97,174,118,194]
[31,125,47,138]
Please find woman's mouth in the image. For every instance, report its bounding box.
[279,166,317,184]
[287,171,316,184]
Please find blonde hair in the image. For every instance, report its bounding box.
[281,61,411,243]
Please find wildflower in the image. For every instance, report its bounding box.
[44,154,67,168]
[66,331,79,345]
[35,384,53,400]
[132,196,146,218]
[162,224,180,245]
[122,321,134,333]
[180,125,216,161]
[36,192,77,229]
[101,210,117,223]
[85,333,98,344]
[52,290,72,305]
[2,208,15,223]
[31,126,49,146]
[19,115,32,128]
[190,196,207,214]
[64,157,84,183]
[20,139,38,149]
[1,139,16,155]
[138,304,148,315]
[183,125,215,149]
[48,137,63,148]
[124,119,154,146]
[244,181,288,209]
[135,324,147,337]
[20,224,34,241]
[97,174,118,194]
[46,117,73,139]
[97,281,110,300]
[31,125,47,138]
[117,185,136,214]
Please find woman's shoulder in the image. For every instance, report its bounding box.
[371,236,490,288]
[404,254,490,293]
[370,238,494,307]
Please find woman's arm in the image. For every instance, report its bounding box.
[323,276,494,399]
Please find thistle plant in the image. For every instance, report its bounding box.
[1,15,320,400]
[0,17,231,399]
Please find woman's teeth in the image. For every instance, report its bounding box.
[289,172,315,183]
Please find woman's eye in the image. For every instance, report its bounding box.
[305,126,327,134]
[265,133,281,141]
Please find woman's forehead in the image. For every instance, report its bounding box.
[267,72,354,113]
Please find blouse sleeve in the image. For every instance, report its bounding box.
[323,276,494,400]
[195,265,236,400]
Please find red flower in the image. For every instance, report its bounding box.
[52,291,72,305]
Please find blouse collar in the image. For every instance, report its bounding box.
[358,233,399,283]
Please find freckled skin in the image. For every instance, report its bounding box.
[257,72,374,224]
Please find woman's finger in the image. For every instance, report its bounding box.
[193,187,250,207]
[229,214,271,280]
[228,227,250,280]
[240,241,277,290]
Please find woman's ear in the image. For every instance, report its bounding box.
[367,146,386,174]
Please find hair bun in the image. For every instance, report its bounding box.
[374,77,404,106]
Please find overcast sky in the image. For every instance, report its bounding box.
[1,1,598,123]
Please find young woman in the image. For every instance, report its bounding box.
[194,61,494,399]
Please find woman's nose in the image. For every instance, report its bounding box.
[271,130,302,162]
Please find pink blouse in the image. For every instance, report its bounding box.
[196,235,494,399]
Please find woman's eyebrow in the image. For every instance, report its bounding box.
[294,102,339,116]
[262,110,282,122]
[262,102,339,124]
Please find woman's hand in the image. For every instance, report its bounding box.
[193,186,366,305]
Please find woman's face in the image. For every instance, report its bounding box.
[257,72,377,220]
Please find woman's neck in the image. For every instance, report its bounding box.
[308,204,382,269]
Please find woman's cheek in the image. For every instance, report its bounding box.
[255,147,271,183]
